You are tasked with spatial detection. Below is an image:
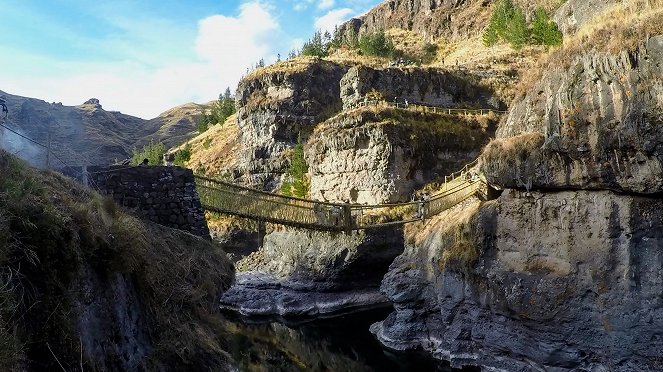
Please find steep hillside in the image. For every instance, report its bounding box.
[0,150,235,370]
[0,90,205,167]
[371,2,663,371]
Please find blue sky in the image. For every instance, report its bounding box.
[0,0,379,118]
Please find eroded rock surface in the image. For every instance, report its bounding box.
[340,66,502,110]
[372,190,663,371]
[235,59,347,189]
[220,227,404,319]
[307,108,494,203]
[483,36,663,193]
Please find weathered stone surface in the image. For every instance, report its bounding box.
[553,0,620,36]
[336,0,494,43]
[66,165,211,237]
[235,58,348,190]
[220,227,405,318]
[340,66,503,111]
[372,191,663,371]
[483,36,663,193]
[307,108,494,203]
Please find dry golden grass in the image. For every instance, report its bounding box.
[0,150,235,370]
[516,1,663,98]
[172,114,241,177]
[405,198,482,272]
[482,132,545,167]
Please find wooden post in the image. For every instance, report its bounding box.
[82,165,88,187]
[258,221,266,247]
[343,204,352,234]
[46,132,52,170]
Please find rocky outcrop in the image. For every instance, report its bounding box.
[337,0,494,42]
[234,59,348,190]
[372,190,663,370]
[483,36,663,193]
[553,0,620,36]
[307,107,496,203]
[220,227,404,319]
[340,66,503,111]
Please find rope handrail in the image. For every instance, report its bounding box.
[194,160,485,231]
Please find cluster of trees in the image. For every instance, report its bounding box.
[130,142,191,166]
[197,87,236,133]
[299,29,396,59]
[483,0,563,49]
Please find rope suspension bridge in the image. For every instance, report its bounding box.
[194,101,499,231]
[1,95,496,232]
[195,160,485,232]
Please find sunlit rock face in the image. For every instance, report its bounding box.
[372,191,663,371]
[234,59,347,190]
[483,36,663,194]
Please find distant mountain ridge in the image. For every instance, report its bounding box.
[0,90,206,167]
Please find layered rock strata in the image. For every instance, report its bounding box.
[235,59,347,190]
[340,66,502,111]
[484,36,663,193]
[307,107,495,203]
[372,190,663,370]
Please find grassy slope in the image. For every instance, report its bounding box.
[0,150,235,370]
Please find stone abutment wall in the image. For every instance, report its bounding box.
[66,165,210,238]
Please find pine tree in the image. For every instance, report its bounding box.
[531,8,563,47]
[505,6,528,50]
[301,30,329,57]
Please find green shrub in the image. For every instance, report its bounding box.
[131,141,165,165]
[281,140,309,198]
[301,31,331,57]
[202,137,212,149]
[174,143,192,166]
[196,115,209,134]
[358,31,395,58]
[483,1,562,50]
[531,7,563,47]
[506,5,529,50]
[197,87,236,133]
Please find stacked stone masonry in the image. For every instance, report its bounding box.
[85,166,210,238]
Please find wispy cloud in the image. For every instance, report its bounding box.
[2,1,285,119]
[318,0,335,10]
[314,8,354,34]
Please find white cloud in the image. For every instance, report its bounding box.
[292,0,314,11]
[314,8,354,34]
[2,1,284,119]
[318,0,335,11]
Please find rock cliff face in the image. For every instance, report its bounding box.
[371,30,663,370]
[233,59,502,196]
[340,66,503,110]
[553,0,620,36]
[220,227,404,319]
[372,190,663,370]
[483,36,663,193]
[234,59,347,189]
[337,0,493,42]
[307,108,495,203]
